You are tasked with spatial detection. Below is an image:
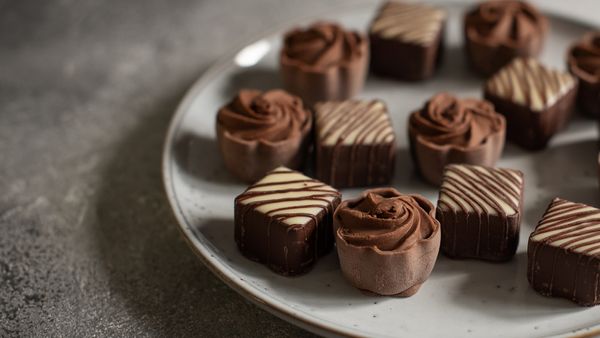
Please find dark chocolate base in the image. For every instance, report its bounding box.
[575,79,600,117]
[315,142,395,188]
[369,25,444,81]
[234,197,340,276]
[484,86,577,151]
[437,209,520,262]
[528,240,600,306]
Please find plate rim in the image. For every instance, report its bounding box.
[161,2,600,337]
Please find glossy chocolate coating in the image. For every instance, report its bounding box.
[436,164,524,262]
[234,167,341,276]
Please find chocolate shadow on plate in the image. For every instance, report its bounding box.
[173,131,239,186]
[436,252,583,320]
[196,216,370,307]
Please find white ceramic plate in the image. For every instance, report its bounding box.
[162,1,600,337]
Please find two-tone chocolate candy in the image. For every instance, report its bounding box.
[315,99,396,188]
[484,58,577,150]
[369,1,446,81]
[528,198,600,306]
[234,166,341,276]
[437,164,524,262]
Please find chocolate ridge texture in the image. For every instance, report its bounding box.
[334,188,440,296]
[567,31,600,117]
[368,1,446,81]
[484,57,577,150]
[437,164,524,261]
[315,99,396,188]
[408,92,506,186]
[528,198,600,306]
[280,21,368,105]
[216,89,312,183]
[234,166,341,276]
[464,0,548,76]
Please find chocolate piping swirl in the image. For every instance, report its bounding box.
[567,31,600,116]
[216,89,312,182]
[408,92,506,185]
[464,0,547,75]
[568,32,600,83]
[334,188,440,296]
[316,100,395,187]
[281,22,365,71]
[280,22,369,105]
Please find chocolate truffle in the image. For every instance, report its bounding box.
[369,1,446,81]
[234,166,341,276]
[315,99,396,188]
[216,89,312,183]
[528,198,600,306]
[567,31,600,117]
[484,58,577,150]
[408,92,506,186]
[464,0,548,76]
[437,164,524,262]
[334,188,440,296]
[280,22,368,105]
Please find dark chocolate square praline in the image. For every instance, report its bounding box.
[436,164,524,262]
[314,100,396,188]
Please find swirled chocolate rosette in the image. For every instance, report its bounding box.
[464,0,548,76]
[408,92,506,186]
[334,188,440,296]
[280,22,368,105]
[216,89,312,183]
[567,31,600,117]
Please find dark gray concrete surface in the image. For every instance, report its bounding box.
[0,0,348,336]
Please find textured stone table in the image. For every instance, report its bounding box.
[0,0,348,335]
[2,1,599,336]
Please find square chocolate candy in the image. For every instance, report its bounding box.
[528,198,600,306]
[484,57,577,150]
[368,1,446,81]
[315,100,396,188]
[234,166,341,276]
[436,164,524,262]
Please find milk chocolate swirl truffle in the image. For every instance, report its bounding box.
[280,22,368,105]
[334,188,441,296]
[216,89,312,183]
[464,0,548,76]
[408,93,506,186]
[567,32,600,117]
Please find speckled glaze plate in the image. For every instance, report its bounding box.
[162,1,600,337]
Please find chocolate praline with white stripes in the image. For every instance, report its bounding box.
[368,1,446,81]
[314,99,396,188]
[484,57,578,150]
[528,198,600,306]
[436,164,524,262]
[234,166,341,276]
